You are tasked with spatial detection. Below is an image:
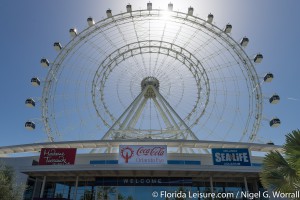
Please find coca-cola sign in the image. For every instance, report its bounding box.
[119,145,167,164]
[39,148,77,165]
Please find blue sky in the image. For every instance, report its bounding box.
[0,0,299,147]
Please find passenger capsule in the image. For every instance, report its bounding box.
[25,121,35,130]
[264,73,274,82]
[168,3,173,11]
[53,42,62,51]
[224,24,232,33]
[40,58,49,67]
[87,17,95,26]
[207,13,214,23]
[147,2,152,11]
[240,37,249,47]
[31,77,41,86]
[25,98,36,107]
[254,53,263,63]
[126,4,132,12]
[269,94,280,104]
[106,9,112,18]
[188,7,194,16]
[69,28,77,37]
[269,118,281,128]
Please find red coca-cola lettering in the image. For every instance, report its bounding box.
[136,146,165,156]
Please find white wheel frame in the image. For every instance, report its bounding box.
[41,9,262,142]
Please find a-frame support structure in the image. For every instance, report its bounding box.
[101,77,198,141]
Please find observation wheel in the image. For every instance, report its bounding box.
[28,4,271,143]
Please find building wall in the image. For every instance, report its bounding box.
[0,152,268,200]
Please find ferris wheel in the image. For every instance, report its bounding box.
[25,3,280,143]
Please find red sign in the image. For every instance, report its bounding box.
[39,148,77,165]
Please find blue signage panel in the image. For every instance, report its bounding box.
[212,148,251,166]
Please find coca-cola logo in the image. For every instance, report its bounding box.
[136,146,165,156]
[120,146,134,163]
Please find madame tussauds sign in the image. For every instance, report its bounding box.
[119,145,167,164]
[39,148,77,165]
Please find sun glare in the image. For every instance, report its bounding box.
[160,10,172,21]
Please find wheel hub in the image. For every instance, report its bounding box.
[141,77,159,91]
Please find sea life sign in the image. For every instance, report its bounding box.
[212,148,251,166]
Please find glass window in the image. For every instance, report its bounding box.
[23,177,35,200]
[36,175,263,200]
[118,186,134,200]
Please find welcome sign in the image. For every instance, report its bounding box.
[212,148,251,166]
[119,145,167,164]
[95,177,192,186]
[39,148,77,165]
